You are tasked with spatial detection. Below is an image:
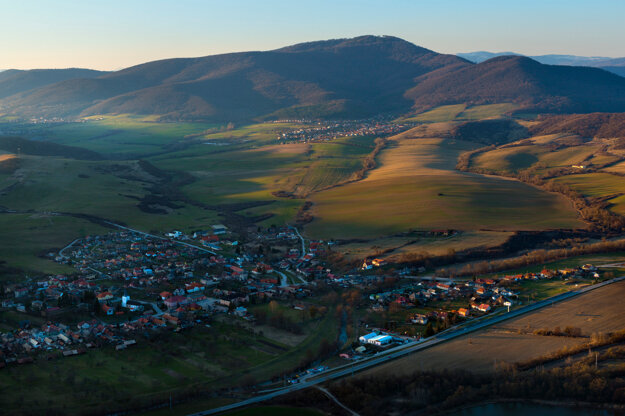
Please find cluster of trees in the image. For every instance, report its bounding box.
[436,237,625,277]
[533,326,583,338]
[284,362,625,416]
[516,328,625,371]
[295,201,313,225]
[350,137,387,182]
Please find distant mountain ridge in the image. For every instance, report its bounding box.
[0,36,468,121]
[0,68,108,100]
[2,36,625,122]
[406,55,625,113]
[458,51,625,77]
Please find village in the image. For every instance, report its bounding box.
[276,119,410,143]
[0,221,604,373]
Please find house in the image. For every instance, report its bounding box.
[160,291,172,300]
[101,304,115,315]
[477,303,491,313]
[458,308,470,318]
[362,260,373,270]
[96,292,114,303]
[411,314,428,325]
[212,224,228,235]
[14,288,29,298]
[164,295,188,309]
[185,282,205,293]
[372,258,386,267]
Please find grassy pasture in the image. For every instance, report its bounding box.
[361,280,625,376]
[0,155,220,230]
[401,103,518,123]
[402,104,467,122]
[307,130,583,239]
[0,311,339,415]
[550,173,625,215]
[23,115,220,157]
[471,135,606,173]
[153,133,377,224]
[456,103,520,120]
[0,213,104,276]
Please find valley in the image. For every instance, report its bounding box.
[2,34,625,416]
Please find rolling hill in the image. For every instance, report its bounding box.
[458,51,625,77]
[3,37,625,121]
[405,55,625,113]
[0,68,107,99]
[0,36,469,121]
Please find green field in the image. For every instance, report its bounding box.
[471,133,623,175]
[306,131,583,239]
[550,172,625,215]
[0,213,106,276]
[401,103,518,123]
[456,103,519,120]
[0,313,339,415]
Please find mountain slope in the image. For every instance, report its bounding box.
[458,52,625,77]
[406,55,625,113]
[0,36,468,121]
[0,68,107,99]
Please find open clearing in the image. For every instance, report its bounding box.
[306,128,583,239]
[361,280,625,376]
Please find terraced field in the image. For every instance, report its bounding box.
[306,128,584,239]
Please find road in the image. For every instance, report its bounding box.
[103,221,217,255]
[289,226,306,259]
[314,386,360,416]
[58,238,80,259]
[275,270,289,287]
[187,275,625,416]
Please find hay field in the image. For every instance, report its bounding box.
[362,281,625,376]
[306,129,583,239]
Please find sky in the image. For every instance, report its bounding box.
[2,0,625,70]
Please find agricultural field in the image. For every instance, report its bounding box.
[306,128,584,240]
[471,134,621,174]
[18,115,220,157]
[0,213,105,277]
[151,131,378,226]
[550,173,625,215]
[361,280,625,376]
[401,103,518,123]
[336,230,513,262]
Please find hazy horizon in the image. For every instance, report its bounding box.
[2,0,625,70]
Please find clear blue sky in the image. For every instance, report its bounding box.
[2,0,624,70]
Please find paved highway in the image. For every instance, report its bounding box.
[187,275,625,415]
